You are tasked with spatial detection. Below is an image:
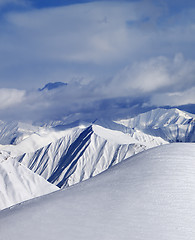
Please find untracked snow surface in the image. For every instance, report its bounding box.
[0,143,195,240]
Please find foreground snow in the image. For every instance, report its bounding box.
[0,143,195,240]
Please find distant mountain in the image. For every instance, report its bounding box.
[39,82,67,91]
[176,104,195,114]
[0,121,43,145]
[116,108,195,142]
[1,143,195,240]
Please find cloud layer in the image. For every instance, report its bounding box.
[0,1,194,122]
[0,54,194,122]
[0,88,25,110]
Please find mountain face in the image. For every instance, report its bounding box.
[0,151,58,210]
[116,108,195,142]
[1,143,195,240]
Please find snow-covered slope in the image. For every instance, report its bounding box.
[116,108,195,142]
[1,143,195,240]
[0,152,58,210]
[16,125,152,188]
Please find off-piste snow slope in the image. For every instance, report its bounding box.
[0,143,195,240]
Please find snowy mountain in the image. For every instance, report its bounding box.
[0,120,166,190]
[0,143,195,240]
[116,108,195,142]
[15,124,156,188]
[0,151,58,210]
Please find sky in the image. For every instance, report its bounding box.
[0,0,195,122]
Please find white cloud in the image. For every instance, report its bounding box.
[2,1,143,64]
[0,88,25,110]
[0,53,194,121]
[103,54,195,97]
[0,52,194,121]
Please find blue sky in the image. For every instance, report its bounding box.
[0,0,194,121]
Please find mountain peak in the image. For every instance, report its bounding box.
[39,82,67,91]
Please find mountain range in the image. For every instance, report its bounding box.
[0,107,194,211]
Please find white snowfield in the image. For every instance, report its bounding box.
[0,143,195,240]
[0,152,58,210]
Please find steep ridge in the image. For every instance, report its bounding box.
[16,125,152,188]
[0,152,58,210]
[95,118,167,147]
[1,143,195,240]
[116,108,195,142]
